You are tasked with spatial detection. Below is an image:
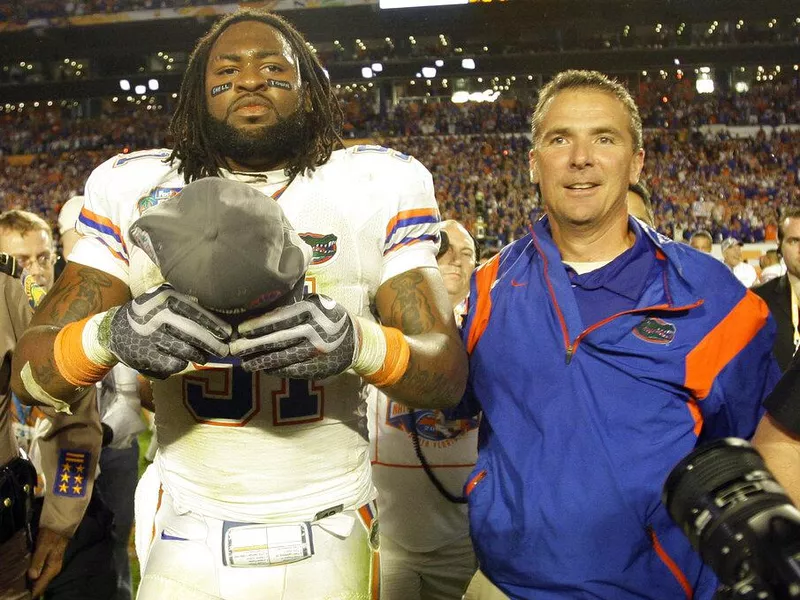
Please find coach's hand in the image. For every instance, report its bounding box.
[229,294,357,379]
[100,283,233,379]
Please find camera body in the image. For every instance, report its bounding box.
[0,253,20,278]
[663,438,800,600]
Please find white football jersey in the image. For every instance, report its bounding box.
[369,389,478,552]
[71,146,441,523]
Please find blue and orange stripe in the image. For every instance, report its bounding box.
[78,207,129,260]
[466,253,501,354]
[384,233,438,256]
[385,208,439,243]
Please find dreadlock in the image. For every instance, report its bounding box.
[168,9,344,183]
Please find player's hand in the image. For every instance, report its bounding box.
[28,527,69,597]
[101,283,233,379]
[229,294,357,379]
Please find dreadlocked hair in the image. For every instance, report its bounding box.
[168,9,345,183]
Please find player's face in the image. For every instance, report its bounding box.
[780,217,800,279]
[205,21,303,132]
[0,228,55,289]
[437,222,476,306]
[530,89,644,235]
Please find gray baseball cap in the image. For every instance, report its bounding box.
[129,177,311,314]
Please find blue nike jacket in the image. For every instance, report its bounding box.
[460,216,780,599]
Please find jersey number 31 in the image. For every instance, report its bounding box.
[182,367,325,427]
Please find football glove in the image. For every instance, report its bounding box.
[99,283,233,379]
[228,294,357,379]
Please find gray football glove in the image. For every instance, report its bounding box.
[99,283,233,379]
[228,294,357,379]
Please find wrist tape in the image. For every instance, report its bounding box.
[53,313,117,387]
[352,317,410,388]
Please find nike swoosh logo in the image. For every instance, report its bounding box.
[511,280,527,287]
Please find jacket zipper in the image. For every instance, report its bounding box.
[564,301,703,364]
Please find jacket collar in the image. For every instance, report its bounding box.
[530,213,703,309]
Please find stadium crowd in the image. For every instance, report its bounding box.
[2,80,799,252]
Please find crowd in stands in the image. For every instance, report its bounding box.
[1,82,799,252]
[1,0,798,62]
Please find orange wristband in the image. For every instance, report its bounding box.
[362,326,411,388]
[54,317,113,387]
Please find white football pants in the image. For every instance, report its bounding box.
[134,464,380,600]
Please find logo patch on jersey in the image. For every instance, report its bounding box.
[386,401,478,445]
[299,233,337,265]
[137,187,182,215]
[633,317,676,344]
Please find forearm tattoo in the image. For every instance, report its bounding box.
[386,271,436,335]
[37,267,115,326]
[398,355,463,407]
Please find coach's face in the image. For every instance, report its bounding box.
[205,21,304,133]
[530,89,644,236]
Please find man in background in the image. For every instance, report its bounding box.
[370,219,479,600]
[689,229,713,253]
[0,212,108,599]
[721,236,758,288]
[753,208,800,372]
[758,249,783,286]
[1,211,115,600]
[0,255,37,600]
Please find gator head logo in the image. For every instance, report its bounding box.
[633,317,676,345]
[136,187,182,216]
[299,232,337,265]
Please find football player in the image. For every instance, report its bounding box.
[11,9,467,600]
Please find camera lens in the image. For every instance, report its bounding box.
[663,438,800,595]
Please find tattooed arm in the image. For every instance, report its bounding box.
[374,266,467,409]
[10,263,131,407]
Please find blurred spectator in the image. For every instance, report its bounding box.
[689,230,713,253]
[721,237,758,287]
[758,248,784,285]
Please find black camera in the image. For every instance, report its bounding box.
[0,253,20,278]
[663,438,800,599]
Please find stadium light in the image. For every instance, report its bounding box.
[119,79,131,91]
[435,60,444,67]
[451,89,500,104]
[134,84,146,95]
[371,63,383,73]
[462,58,476,70]
[148,79,159,91]
[361,67,374,79]
[380,0,467,8]
[696,77,714,94]
[422,67,437,78]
